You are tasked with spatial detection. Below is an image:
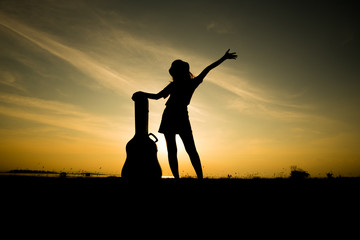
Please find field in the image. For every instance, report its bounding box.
[2,174,359,201]
[2,175,359,236]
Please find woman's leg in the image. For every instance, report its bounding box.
[164,133,179,179]
[179,131,203,179]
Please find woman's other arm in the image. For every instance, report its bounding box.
[132,91,161,100]
[132,83,172,101]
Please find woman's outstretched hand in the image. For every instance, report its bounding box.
[223,49,237,60]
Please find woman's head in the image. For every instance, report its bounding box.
[169,60,194,81]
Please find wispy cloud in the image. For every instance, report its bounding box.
[206,21,235,34]
[206,70,316,122]
[0,9,314,125]
[0,70,27,92]
[227,99,317,122]
[0,93,80,115]
[0,13,133,95]
[0,93,128,140]
[0,10,191,95]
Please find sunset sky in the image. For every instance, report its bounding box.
[1,0,359,177]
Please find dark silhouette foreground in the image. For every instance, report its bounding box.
[132,49,237,179]
[121,97,162,180]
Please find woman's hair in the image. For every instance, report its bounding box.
[169,60,194,81]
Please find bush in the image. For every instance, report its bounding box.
[290,166,310,180]
[326,172,334,179]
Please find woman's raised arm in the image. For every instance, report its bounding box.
[197,49,237,80]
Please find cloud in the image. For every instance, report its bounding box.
[0,8,315,125]
[0,93,79,114]
[0,93,128,140]
[0,13,133,95]
[0,10,192,96]
[0,70,27,92]
[205,70,317,122]
[206,21,235,34]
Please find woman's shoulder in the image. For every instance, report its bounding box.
[192,76,203,86]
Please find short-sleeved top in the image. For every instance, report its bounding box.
[158,76,203,108]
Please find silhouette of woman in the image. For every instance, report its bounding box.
[132,49,237,179]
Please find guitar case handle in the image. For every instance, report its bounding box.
[148,133,158,143]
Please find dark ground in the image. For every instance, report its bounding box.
[2,175,359,203]
[2,176,359,236]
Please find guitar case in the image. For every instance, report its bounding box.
[121,95,162,180]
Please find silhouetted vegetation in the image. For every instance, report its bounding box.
[8,169,58,174]
[5,169,102,178]
[289,166,310,180]
[326,172,334,179]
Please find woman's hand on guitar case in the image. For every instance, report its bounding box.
[132,91,146,101]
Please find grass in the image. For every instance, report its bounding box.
[2,168,359,198]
